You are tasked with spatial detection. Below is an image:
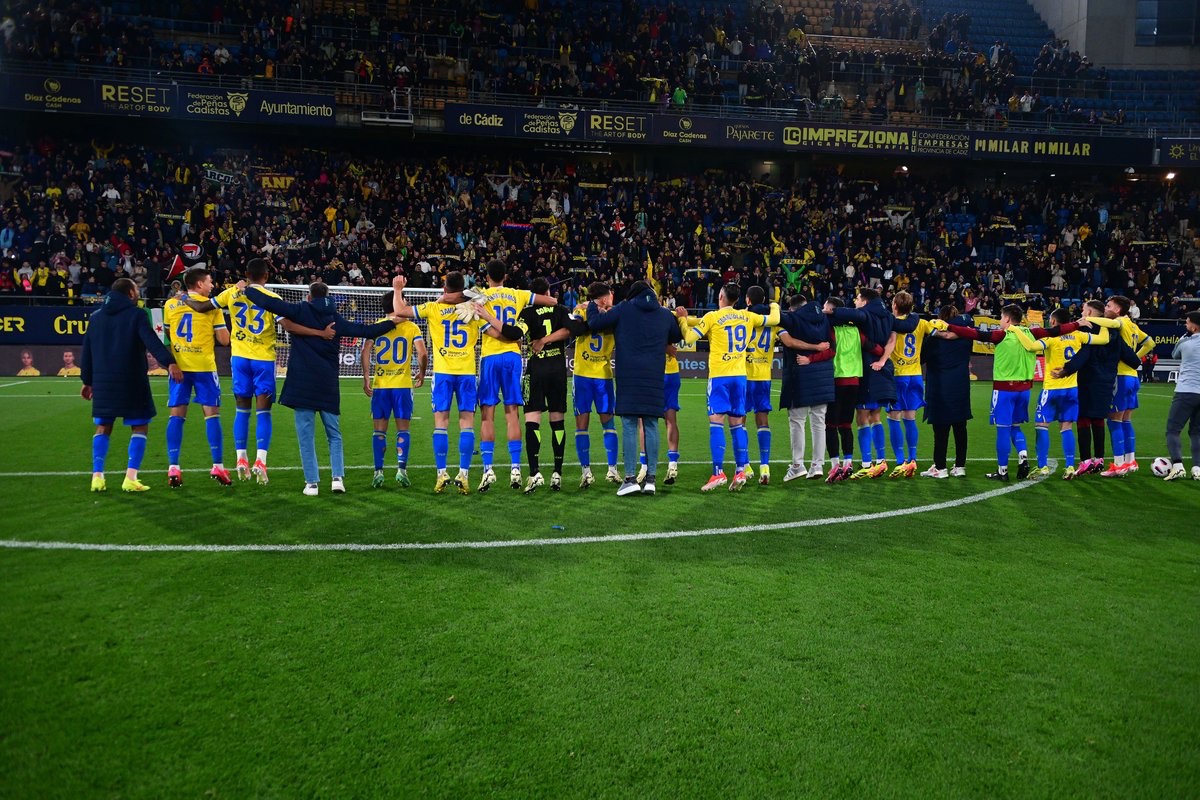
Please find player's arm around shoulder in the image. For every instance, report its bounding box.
[1010,326,1044,352]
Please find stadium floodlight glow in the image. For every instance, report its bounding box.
[1125,167,1136,174]
[1166,172,1176,180]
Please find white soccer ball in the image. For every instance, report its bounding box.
[1151,457,1171,477]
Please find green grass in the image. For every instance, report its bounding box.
[1,378,1198,798]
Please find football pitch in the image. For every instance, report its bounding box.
[1,378,1197,797]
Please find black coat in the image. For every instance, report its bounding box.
[585,290,682,418]
[80,289,176,420]
[246,287,394,414]
[778,302,835,408]
[1060,333,1142,419]
[831,299,913,404]
[922,314,974,426]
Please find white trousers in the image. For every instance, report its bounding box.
[788,405,828,469]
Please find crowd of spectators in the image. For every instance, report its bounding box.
[1,136,1197,325]
[0,0,1139,128]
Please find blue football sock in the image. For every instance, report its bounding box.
[731,424,749,469]
[757,426,771,467]
[233,408,250,451]
[904,418,919,462]
[1107,419,1125,459]
[575,429,591,467]
[601,419,618,467]
[887,417,904,463]
[668,449,679,464]
[996,425,1012,468]
[857,426,873,464]
[396,430,410,468]
[458,430,475,471]
[507,439,522,468]
[1062,428,1076,467]
[432,428,449,471]
[92,433,110,473]
[709,423,726,474]
[639,452,647,466]
[1123,420,1136,458]
[1011,426,1027,456]
[480,440,495,470]
[204,415,223,463]
[873,423,886,462]
[1035,427,1050,468]
[255,410,272,453]
[372,431,386,470]
[166,415,184,465]
[127,433,146,471]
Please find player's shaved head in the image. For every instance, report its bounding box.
[445,271,465,292]
[245,258,269,281]
[112,277,137,298]
[1187,311,1200,329]
[788,293,807,309]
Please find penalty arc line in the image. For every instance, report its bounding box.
[0,476,1042,554]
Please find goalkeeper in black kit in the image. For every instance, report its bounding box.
[517,277,590,493]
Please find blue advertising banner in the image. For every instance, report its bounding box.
[1160,138,1200,167]
[0,306,95,345]
[177,86,335,126]
[2,74,175,117]
[1141,320,1188,359]
[443,102,1153,164]
[0,74,335,126]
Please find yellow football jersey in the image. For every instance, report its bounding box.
[689,307,776,379]
[479,286,535,358]
[215,285,279,362]
[163,291,224,372]
[415,302,483,376]
[368,318,423,389]
[666,317,700,375]
[572,304,614,380]
[891,317,939,377]
[745,323,777,381]
[1087,316,1152,377]
[1021,329,1107,389]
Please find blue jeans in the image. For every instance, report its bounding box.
[621,415,659,478]
[294,408,344,484]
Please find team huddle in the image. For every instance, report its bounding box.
[80,255,1192,495]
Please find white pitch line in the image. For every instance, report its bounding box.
[0,476,1041,554]
[0,457,1018,478]
[0,381,31,389]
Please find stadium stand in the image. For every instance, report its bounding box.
[0,136,1196,324]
